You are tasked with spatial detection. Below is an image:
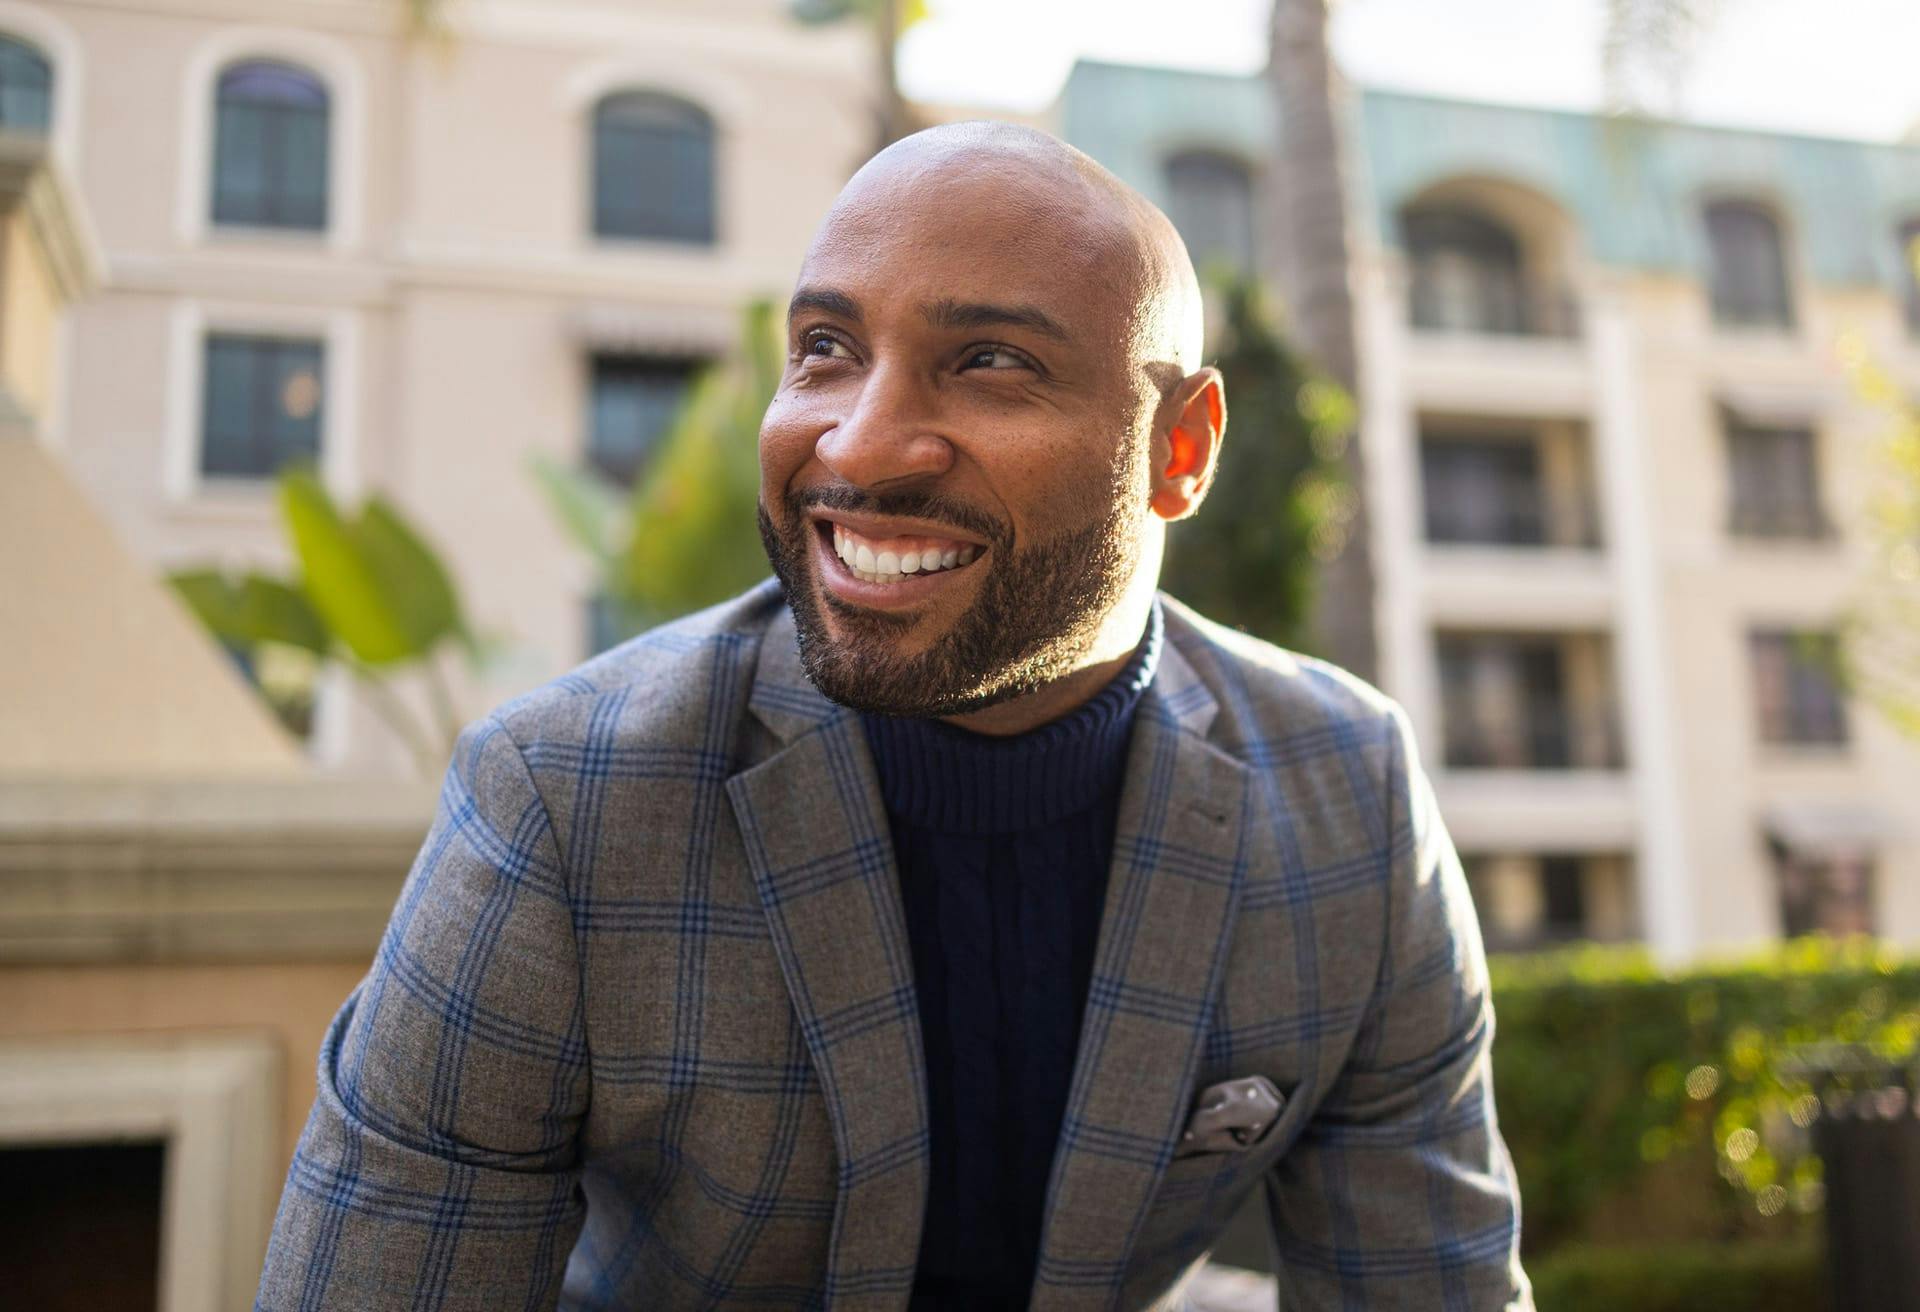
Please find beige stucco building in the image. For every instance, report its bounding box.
[1063,65,1920,962]
[26,0,873,773]
[7,0,1915,979]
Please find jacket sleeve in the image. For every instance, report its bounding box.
[257,716,590,1311]
[1264,705,1532,1310]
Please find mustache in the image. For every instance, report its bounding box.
[786,483,1009,547]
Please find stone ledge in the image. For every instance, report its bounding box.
[0,777,436,964]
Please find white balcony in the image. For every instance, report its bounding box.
[1422,545,1615,627]
[1401,331,1594,416]
[1435,768,1638,852]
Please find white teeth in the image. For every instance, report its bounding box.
[826,523,982,585]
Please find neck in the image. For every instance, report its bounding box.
[940,561,1160,737]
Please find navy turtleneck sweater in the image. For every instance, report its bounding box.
[860,609,1162,1311]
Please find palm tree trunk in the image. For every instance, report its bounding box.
[1270,0,1378,682]
[874,0,907,151]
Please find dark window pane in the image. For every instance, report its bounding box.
[1421,436,1545,545]
[592,93,715,243]
[200,333,325,478]
[1402,207,1565,335]
[1163,150,1255,277]
[1749,629,1848,746]
[1705,200,1795,329]
[1726,417,1824,539]
[1540,855,1586,936]
[1438,633,1573,769]
[0,1142,165,1311]
[0,36,51,134]
[1775,847,1874,937]
[212,60,330,231]
[589,354,701,486]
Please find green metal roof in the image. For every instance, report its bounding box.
[1060,59,1920,292]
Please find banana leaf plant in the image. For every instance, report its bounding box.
[170,469,481,775]
[533,300,782,646]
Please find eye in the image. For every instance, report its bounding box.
[801,331,856,361]
[961,345,1033,372]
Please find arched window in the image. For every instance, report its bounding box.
[0,34,51,135]
[1704,199,1794,329]
[592,92,715,244]
[1403,206,1527,335]
[212,60,330,231]
[1897,217,1920,337]
[1162,150,1255,277]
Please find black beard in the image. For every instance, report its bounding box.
[757,482,1142,719]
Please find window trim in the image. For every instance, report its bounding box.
[176,27,364,252]
[0,1035,281,1312]
[0,3,84,170]
[163,297,360,507]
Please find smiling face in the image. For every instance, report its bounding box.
[757,125,1219,727]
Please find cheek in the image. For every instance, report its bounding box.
[757,390,819,500]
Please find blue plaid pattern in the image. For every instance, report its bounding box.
[257,580,1530,1310]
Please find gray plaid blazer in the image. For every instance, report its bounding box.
[258,581,1531,1310]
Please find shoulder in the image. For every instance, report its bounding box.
[1158,592,1410,763]
[484,579,786,760]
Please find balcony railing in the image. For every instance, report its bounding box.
[1441,704,1624,772]
[1408,268,1580,339]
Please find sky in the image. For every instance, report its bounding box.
[897,0,1920,143]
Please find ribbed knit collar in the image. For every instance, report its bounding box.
[859,602,1163,836]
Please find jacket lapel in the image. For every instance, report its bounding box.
[1031,633,1251,1309]
[725,609,927,1309]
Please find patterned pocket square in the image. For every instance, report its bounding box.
[1174,1075,1285,1158]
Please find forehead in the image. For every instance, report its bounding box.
[796,162,1147,346]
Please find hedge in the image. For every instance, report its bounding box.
[1527,1240,1828,1312]
[1488,937,1920,1254]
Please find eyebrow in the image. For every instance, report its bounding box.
[785,287,1071,345]
[924,297,1071,344]
[787,287,863,325]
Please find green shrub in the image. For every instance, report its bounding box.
[1489,938,1920,1253]
[1527,1241,1827,1312]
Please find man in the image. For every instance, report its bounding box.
[259,123,1531,1310]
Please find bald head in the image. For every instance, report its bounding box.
[815,122,1206,376]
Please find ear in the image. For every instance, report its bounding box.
[1149,367,1226,522]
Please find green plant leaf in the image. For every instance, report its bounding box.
[357,496,468,651]
[168,568,330,654]
[603,301,781,627]
[280,471,412,664]
[279,470,464,666]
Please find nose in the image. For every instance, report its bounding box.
[813,358,954,490]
